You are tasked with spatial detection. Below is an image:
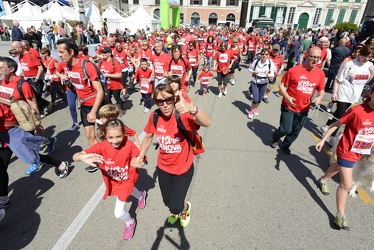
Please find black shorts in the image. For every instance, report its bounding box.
[80,105,100,127]
[217,72,230,85]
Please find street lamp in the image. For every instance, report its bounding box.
[78,0,86,23]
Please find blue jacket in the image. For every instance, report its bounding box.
[11,25,23,41]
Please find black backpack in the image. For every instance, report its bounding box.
[82,59,108,98]
[17,79,45,112]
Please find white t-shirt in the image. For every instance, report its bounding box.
[336,58,373,103]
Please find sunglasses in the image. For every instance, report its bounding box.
[261,53,269,56]
[155,97,175,106]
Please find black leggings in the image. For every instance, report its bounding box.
[105,89,124,110]
[326,101,351,136]
[39,154,62,167]
[157,164,194,214]
[0,147,12,196]
[191,67,199,85]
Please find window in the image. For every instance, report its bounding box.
[190,0,202,5]
[337,9,346,23]
[330,0,337,2]
[155,0,160,4]
[191,12,200,25]
[324,9,334,26]
[287,7,296,24]
[153,9,160,19]
[253,6,260,20]
[313,8,322,25]
[226,0,238,6]
[349,9,358,23]
[226,13,235,22]
[265,6,271,18]
[355,0,361,2]
[180,13,184,23]
[276,7,284,24]
[133,0,139,4]
[208,0,220,5]
[342,0,349,2]
[208,13,218,25]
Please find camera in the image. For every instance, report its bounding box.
[65,80,73,89]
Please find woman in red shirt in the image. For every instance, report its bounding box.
[229,37,242,85]
[204,36,215,69]
[40,48,66,112]
[168,44,192,90]
[186,41,200,88]
[133,84,210,228]
[73,119,146,240]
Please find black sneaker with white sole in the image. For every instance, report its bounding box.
[59,161,69,178]
[85,165,99,173]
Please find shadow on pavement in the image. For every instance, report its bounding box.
[274,149,338,230]
[151,219,190,250]
[247,120,277,145]
[232,100,249,115]
[0,176,55,248]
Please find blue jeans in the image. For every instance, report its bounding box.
[141,93,152,109]
[47,33,56,49]
[251,81,268,104]
[66,89,78,124]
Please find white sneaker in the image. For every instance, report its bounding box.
[253,108,259,116]
[231,79,235,85]
[247,110,253,119]
[223,87,227,95]
[144,108,149,113]
[217,93,222,98]
[320,125,328,135]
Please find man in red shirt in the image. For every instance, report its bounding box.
[57,38,104,172]
[213,42,234,98]
[151,40,171,87]
[245,32,257,64]
[271,47,325,154]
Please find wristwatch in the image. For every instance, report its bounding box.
[190,105,199,115]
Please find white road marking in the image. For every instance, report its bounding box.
[52,183,105,250]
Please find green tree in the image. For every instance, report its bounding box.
[333,22,359,32]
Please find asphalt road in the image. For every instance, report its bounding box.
[0,42,373,249]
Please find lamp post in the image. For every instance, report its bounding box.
[78,0,86,23]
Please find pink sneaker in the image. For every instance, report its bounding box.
[123,218,136,240]
[253,108,259,116]
[203,93,206,97]
[138,190,147,210]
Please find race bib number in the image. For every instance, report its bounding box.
[170,65,183,77]
[68,71,84,89]
[0,86,14,100]
[350,134,374,155]
[189,57,197,66]
[352,74,369,85]
[140,79,150,93]
[200,76,210,86]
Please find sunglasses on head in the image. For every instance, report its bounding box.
[155,96,175,106]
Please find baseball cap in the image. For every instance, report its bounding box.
[272,44,280,51]
[101,46,112,53]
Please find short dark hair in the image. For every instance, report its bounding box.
[57,38,78,55]
[140,57,148,63]
[0,57,18,73]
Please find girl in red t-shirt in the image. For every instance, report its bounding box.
[73,119,146,240]
[132,84,210,228]
[316,85,374,230]
[198,65,214,97]
[186,41,200,88]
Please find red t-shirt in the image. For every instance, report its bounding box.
[134,67,153,94]
[229,47,240,61]
[281,64,325,113]
[269,53,284,74]
[144,111,196,175]
[214,50,234,74]
[59,58,100,106]
[169,58,191,89]
[151,52,171,79]
[204,43,215,58]
[19,51,41,77]
[98,58,123,90]
[0,76,34,133]
[43,57,59,82]
[198,71,214,86]
[186,49,200,68]
[84,139,139,201]
[337,102,374,162]
[113,49,128,70]
[247,37,257,52]
[140,48,153,62]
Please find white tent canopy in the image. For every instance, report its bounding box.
[85,1,102,32]
[102,4,127,34]
[122,5,160,32]
[43,1,71,20]
[0,0,42,29]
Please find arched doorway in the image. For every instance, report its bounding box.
[153,9,160,20]
[191,12,200,26]
[298,13,309,29]
[209,13,218,25]
[226,13,235,23]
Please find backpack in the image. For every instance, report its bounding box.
[18,79,45,117]
[153,109,205,156]
[0,79,42,132]
[82,59,108,98]
[254,58,271,73]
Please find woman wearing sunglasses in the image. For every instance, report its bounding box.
[133,84,210,228]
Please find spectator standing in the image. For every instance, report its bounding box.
[11,20,23,42]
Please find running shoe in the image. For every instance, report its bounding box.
[248,110,254,119]
[47,137,57,153]
[69,123,79,132]
[138,191,147,210]
[217,93,222,98]
[123,218,136,240]
[262,96,269,103]
[253,108,259,116]
[231,79,235,85]
[271,139,279,148]
[223,87,227,95]
[85,165,99,173]
[318,178,330,195]
[25,162,44,175]
[168,213,179,225]
[59,161,69,178]
[144,108,149,113]
[334,214,350,231]
[180,201,191,227]
[280,144,291,155]
[319,125,328,135]
[0,198,10,209]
